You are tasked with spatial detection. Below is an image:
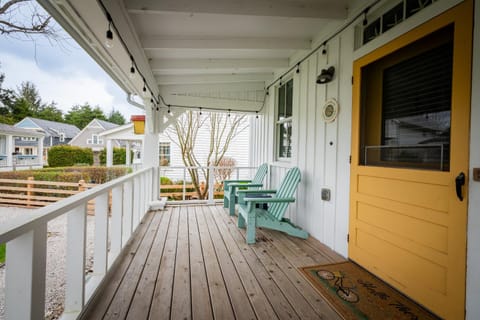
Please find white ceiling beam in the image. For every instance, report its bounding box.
[141,37,311,50]
[125,0,347,19]
[155,73,273,85]
[150,58,288,71]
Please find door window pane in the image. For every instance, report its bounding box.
[360,26,453,171]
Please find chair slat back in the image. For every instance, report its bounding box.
[268,167,301,220]
[251,163,268,186]
[249,163,268,190]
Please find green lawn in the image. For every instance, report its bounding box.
[0,243,5,264]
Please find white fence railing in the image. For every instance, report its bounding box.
[0,166,158,319]
[159,165,258,203]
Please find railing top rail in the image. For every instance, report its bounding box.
[0,167,152,244]
[159,165,259,170]
[0,179,94,188]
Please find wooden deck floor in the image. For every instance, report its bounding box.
[81,204,346,320]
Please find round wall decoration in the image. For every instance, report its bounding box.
[322,98,339,123]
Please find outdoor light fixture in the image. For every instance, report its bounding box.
[316,66,335,84]
[105,13,114,48]
[363,8,369,26]
[142,78,148,97]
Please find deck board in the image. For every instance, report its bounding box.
[81,204,344,320]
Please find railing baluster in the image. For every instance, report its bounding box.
[64,203,87,315]
[183,167,186,201]
[93,192,109,275]
[133,176,140,228]
[122,180,133,245]
[111,185,123,259]
[5,223,47,319]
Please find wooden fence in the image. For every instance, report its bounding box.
[160,182,224,200]
[0,178,100,213]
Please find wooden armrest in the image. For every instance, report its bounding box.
[224,180,252,184]
[237,189,277,194]
[228,182,263,188]
[244,197,296,203]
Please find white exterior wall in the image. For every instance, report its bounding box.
[159,116,251,182]
[251,0,479,268]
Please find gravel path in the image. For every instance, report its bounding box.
[0,207,95,320]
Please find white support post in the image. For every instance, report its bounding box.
[93,193,109,275]
[106,139,113,167]
[142,114,159,169]
[125,142,131,166]
[5,223,47,319]
[111,185,123,258]
[208,166,215,204]
[122,180,133,246]
[64,203,87,315]
[6,134,13,167]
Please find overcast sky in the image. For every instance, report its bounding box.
[0,4,143,121]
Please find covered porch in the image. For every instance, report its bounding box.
[80,204,344,320]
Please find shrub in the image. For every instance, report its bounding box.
[99,147,133,166]
[160,176,173,185]
[48,146,93,167]
[0,243,5,264]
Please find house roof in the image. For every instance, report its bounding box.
[0,123,45,137]
[99,123,143,141]
[95,119,120,130]
[16,117,80,138]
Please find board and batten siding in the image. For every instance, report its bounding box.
[251,28,354,257]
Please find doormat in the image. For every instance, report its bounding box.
[300,261,440,320]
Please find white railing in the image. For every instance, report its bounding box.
[15,155,41,166]
[159,165,258,203]
[0,166,158,319]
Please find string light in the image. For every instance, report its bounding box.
[228,109,231,117]
[156,105,159,111]
[363,8,369,26]
[322,42,327,55]
[296,64,300,74]
[105,13,114,48]
[167,105,171,114]
[279,77,283,86]
[199,107,202,115]
[129,55,135,78]
[256,111,259,119]
[142,78,147,97]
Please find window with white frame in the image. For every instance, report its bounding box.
[87,134,103,145]
[21,137,36,141]
[59,132,65,142]
[276,79,293,159]
[159,142,171,166]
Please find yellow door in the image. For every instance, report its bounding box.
[349,1,472,319]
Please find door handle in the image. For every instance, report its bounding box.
[455,172,466,201]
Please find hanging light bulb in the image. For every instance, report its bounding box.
[129,55,135,79]
[105,14,114,48]
[362,9,369,26]
[142,78,148,97]
[256,111,259,119]
[228,109,231,117]
[199,107,202,115]
[167,105,171,114]
[322,42,327,55]
[296,64,300,74]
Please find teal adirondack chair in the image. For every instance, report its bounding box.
[237,167,308,244]
[223,163,268,216]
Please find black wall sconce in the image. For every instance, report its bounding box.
[316,66,335,84]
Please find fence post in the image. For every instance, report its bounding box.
[26,176,34,208]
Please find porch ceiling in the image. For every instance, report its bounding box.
[38,0,347,113]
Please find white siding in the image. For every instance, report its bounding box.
[159,116,251,182]
[250,0,479,265]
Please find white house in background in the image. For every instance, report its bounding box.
[99,117,250,181]
[14,117,80,162]
[0,123,45,171]
[69,118,121,165]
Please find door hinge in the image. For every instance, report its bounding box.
[347,234,350,243]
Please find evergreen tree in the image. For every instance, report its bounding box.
[64,103,107,129]
[107,108,126,125]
